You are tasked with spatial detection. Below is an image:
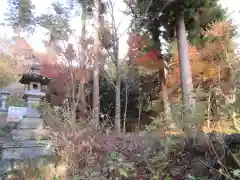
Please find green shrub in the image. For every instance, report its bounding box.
[6,93,27,107]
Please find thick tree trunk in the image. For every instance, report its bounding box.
[176,10,196,135]
[92,0,101,128]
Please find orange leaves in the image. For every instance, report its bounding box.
[168,21,232,90]
[203,20,233,38]
[170,49,219,88]
[201,20,234,62]
[168,45,203,87]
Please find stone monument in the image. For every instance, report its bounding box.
[0,64,54,173]
[0,90,10,116]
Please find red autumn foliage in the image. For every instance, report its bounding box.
[127,33,151,60]
[40,63,65,79]
[41,62,93,106]
[136,48,159,62]
[127,33,165,71]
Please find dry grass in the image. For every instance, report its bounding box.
[165,125,238,136]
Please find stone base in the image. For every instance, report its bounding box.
[2,146,54,160]
[19,118,43,129]
[12,129,50,140]
[0,156,57,174]
[23,107,40,118]
[3,140,54,148]
[0,108,7,115]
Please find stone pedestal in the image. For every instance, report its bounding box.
[24,91,45,107]
[1,107,54,173]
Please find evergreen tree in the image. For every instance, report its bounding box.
[36,3,72,42]
[130,0,228,50]
[127,0,229,135]
[6,0,36,33]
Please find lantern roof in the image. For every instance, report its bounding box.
[19,64,52,85]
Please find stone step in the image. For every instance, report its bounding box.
[11,129,50,140]
[0,159,12,173]
[0,157,57,174]
[0,121,18,128]
[2,146,54,160]
[2,140,54,148]
[19,118,43,129]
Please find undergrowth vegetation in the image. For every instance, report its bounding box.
[8,96,233,180]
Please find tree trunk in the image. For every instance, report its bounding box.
[176,10,196,135]
[153,32,173,129]
[114,37,121,134]
[162,83,172,119]
[92,0,101,128]
[80,8,87,118]
[160,68,175,129]
[123,81,128,133]
[81,8,86,67]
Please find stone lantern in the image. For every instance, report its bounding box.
[0,64,54,173]
[0,90,10,112]
[19,64,51,107]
